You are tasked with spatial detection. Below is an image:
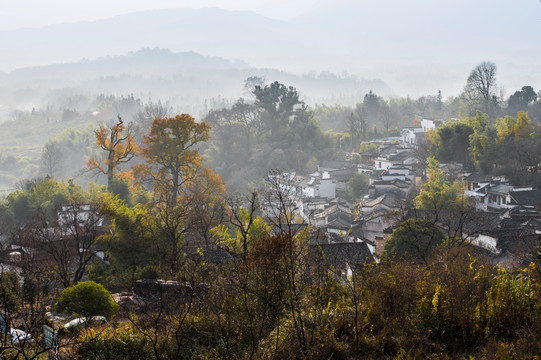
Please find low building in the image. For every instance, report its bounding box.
[400,127,425,148]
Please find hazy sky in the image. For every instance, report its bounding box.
[0,0,322,30]
[1,0,540,96]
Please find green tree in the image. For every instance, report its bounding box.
[383,219,445,264]
[346,173,369,202]
[0,271,22,314]
[467,111,496,173]
[362,90,381,124]
[428,120,474,165]
[253,81,301,139]
[56,280,118,319]
[507,86,537,114]
[96,194,157,288]
[415,157,463,214]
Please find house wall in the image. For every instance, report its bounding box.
[316,178,336,199]
[487,193,513,210]
[475,196,488,212]
[371,184,409,198]
[421,119,437,132]
[375,158,393,171]
[471,234,500,254]
[400,128,425,149]
[302,186,315,198]
[362,216,395,243]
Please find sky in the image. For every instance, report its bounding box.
[1,0,540,97]
[0,0,321,30]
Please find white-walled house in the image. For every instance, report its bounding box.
[400,128,425,148]
[301,176,336,199]
[420,118,443,132]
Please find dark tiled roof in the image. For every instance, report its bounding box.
[463,172,492,183]
[370,169,386,179]
[320,160,351,170]
[487,184,513,195]
[329,167,356,182]
[507,205,541,219]
[488,227,538,254]
[363,192,402,208]
[406,208,501,237]
[325,216,352,230]
[388,151,415,161]
[309,242,374,271]
[372,179,411,188]
[510,190,541,206]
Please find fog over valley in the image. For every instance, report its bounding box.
[2,2,541,359]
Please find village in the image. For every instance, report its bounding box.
[260,117,541,274]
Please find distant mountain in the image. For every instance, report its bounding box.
[0,7,289,72]
[6,48,250,83]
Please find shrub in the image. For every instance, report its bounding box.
[56,281,119,319]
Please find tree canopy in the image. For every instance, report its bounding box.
[138,114,211,208]
[383,218,445,264]
[87,116,138,188]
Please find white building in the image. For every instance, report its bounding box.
[400,127,425,148]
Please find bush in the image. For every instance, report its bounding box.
[76,325,154,360]
[56,281,118,319]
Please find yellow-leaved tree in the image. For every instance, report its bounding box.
[136,114,211,208]
[87,115,138,188]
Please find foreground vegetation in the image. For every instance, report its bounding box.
[3,237,541,359]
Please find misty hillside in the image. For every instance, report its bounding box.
[0,48,392,115]
[6,48,250,83]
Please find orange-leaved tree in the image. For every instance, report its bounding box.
[87,115,138,188]
[137,114,211,208]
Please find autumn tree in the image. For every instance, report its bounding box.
[466,111,496,173]
[138,114,211,208]
[87,115,138,188]
[183,166,227,249]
